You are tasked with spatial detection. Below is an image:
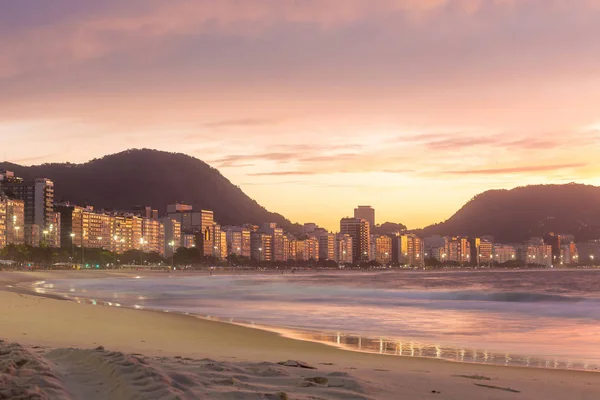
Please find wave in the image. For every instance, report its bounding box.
[422,291,585,303]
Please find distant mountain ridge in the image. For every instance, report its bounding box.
[419,183,600,242]
[0,149,301,232]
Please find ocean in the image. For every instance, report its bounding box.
[35,269,600,371]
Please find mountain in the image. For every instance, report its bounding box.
[0,149,301,232]
[419,183,600,243]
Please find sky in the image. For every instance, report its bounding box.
[2,0,600,231]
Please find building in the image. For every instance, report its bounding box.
[575,240,600,264]
[340,217,370,264]
[423,235,447,262]
[561,242,579,265]
[517,243,552,267]
[262,223,285,262]
[493,244,516,264]
[392,233,423,266]
[182,233,196,249]
[0,195,25,248]
[211,224,227,260]
[335,234,353,264]
[123,205,158,220]
[142,218,165,256]
[444,237,471,264]
[188,210,214,257]
[220,229,227,260]
[160,217,181,257]
[4,197,25,245]
[543,233,562,262]
[469,238,493,265]
[251,232,272,262]
[302,223,319,234]
[286,235,297,261]
[293,237,319,262]
[114,214,143,253]
[223,226,252,258]
[167,204,215,257]
[46,211,61,248]
[1,173,55,246]
[313,229,336,261]
[374,235,392,264]
[354,206,375,228]
[306,236,319,261]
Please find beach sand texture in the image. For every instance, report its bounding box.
[1,271,599,399]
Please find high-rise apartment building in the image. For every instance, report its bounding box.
[261,223,285,262]
[292,237,319,261]
[211,224,226,260]
[469,237,493,265]
[444,237,471,264]
[286,236,297,261]
[142,218,165,256]
[167,204,215,256]
[2,197,25,246]
[223,226,252,258]
[114,214,143,253]
[160,217,181,257]
[185,209,214,257]
[335,234,353,264]
[1,173,55,247]
[423,235,447,262]
[374,235,392,264]
[517,243,552,267]
[340,217,370,264]
[313,229,335,261]
[46,211,61,248]
[391,233,423,266]
[493,244,516,264]
[251,232,272,262]
[354,206,375,229]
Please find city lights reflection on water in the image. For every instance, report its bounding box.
[288,331,600,372]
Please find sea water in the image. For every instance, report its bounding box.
[36,269,600,371]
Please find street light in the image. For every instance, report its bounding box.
[69,233,76,262]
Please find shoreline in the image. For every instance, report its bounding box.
[2,270,600,399]
[7,269,600,374]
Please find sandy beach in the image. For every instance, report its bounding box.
[1,271,599,399]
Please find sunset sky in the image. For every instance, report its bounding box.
[3,0,600,231]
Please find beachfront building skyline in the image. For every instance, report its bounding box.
[0,171,591,268]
